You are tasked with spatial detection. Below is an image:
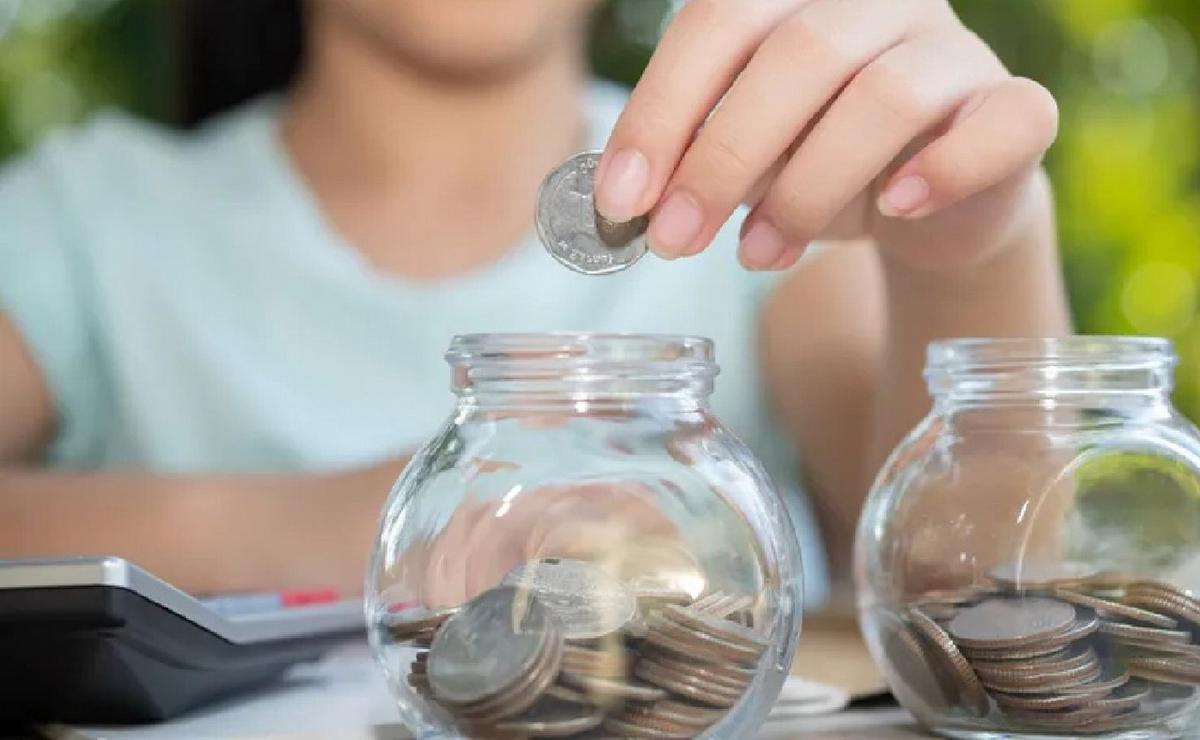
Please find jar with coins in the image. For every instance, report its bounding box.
[856,337,1200,738]
[366,333,803,738]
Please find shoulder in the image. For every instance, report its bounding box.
[0,101,277,248]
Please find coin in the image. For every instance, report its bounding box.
[972,644,1097,680]
[991,685,1109,712]
[644,613,763,665]
[978,655,1103,694]
[878,613,955,713]
[638,648,756,688]
[386,606,458,641]
[561,670,669,703]
[427,586,552,705]
[492,700,606,737]
[503,558,637,641]
[1099,621,1192,645]
[536,151,648,276]
[633,661,744,708]
[660,604,769,651]
[454,620,564,722]
[906,608,990,717]
[947,597,1078,649]
[1053,588,1179,629]
[1127,656,1200,685]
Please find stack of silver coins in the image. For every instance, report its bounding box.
[891,568,1200,734]
[387,558,771,738]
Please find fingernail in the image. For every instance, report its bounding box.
[878,175,930,218]
[771,244,808,271]
[739,219,786,270]
[596,148,649,222]
[649,190,704,257]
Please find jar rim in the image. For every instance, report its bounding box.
[447,333,715,366]
[446,333,719,398]
[928,336,1175,369]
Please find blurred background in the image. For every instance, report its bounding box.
[0,0,1197,419]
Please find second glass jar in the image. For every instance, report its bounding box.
[856,337,1200,739]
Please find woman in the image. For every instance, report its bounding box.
[0,0,1068,601]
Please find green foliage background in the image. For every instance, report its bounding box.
[1,1,1198,419]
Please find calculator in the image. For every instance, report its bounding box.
[0,557,365,723]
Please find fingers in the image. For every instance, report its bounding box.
[648,0,927,259]
[876,77,1059,220]
[594,0,805,223]
[742,30,1006,268]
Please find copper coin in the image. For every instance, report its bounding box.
[1054,589,1179,629]
[1100,621,1192,645]
[493,702,606,738]
[660,604,769,651]
[561,671,669,703]
[991,685,1111,712]
[1059,669,1131,696]
[962,641,1072,662]
[948,598,1078,649]
[623,699,727,730]
[632,661,743,708]
[1127,656,1200,685]
[638,655,751,693]
[907,608,990,717]
[638,648,755,687]
[877,614,955,714]
[386,606,458,641]
[973,644,1097,679]
[980,660,1103,694]
[644,614,762,664]
[603,716,691,739]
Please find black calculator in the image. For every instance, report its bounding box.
[0,557,364,724]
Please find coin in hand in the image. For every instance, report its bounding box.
[536,151,648,276]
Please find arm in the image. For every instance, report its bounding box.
[0,313,403,595]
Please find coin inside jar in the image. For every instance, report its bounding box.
[502,558,637,641]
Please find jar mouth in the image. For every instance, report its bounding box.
[446,333,718,399]
[926,336,1177,402]
[928,337,1174,369]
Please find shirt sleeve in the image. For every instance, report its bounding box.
[0,139,105,465]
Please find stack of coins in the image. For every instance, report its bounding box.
[893,568,1200,734]
[385,558,772,738]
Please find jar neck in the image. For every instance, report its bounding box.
[446,333,717,409]
[925,337,1177,410]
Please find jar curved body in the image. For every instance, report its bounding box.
[856,338,1200,739]
[367,334,803,739]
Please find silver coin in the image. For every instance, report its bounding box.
[947,597,1078,648]
[503,558,637,640]
[536,151,648,275]
[427,585,551,705]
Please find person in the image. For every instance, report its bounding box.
[0,0,1068,602]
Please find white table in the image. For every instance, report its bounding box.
[44,642,922,740]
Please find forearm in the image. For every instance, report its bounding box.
[0,463,403,595]
[869,170,1070,479]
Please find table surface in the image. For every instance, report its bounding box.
[44,640,924,740]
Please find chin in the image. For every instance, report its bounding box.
[317,0,595,83]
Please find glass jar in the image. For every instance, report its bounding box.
[366,333,803,739]
[856,337,1200,739]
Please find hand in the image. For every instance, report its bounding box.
[413,482,683,609]
[594,0,1059,272]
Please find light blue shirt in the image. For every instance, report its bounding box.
[0,82,828,604]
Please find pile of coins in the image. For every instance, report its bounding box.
[536,151,649,276]
[887,567,1200,734]
[386,558,771,738]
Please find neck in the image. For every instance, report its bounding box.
[280,17,589,277]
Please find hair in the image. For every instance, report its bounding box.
[174,0,306,127]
